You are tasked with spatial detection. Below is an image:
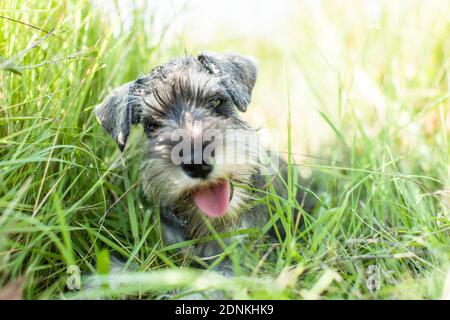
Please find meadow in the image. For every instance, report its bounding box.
[0,0,448,299]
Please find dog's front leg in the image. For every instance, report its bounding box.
[159,206,187,246]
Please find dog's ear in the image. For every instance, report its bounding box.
[198,52,258,112]
[94,78,146,152]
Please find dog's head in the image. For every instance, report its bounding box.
[95,52,260,221]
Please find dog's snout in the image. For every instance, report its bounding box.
[179,139,215,179]
[182,161,213,179]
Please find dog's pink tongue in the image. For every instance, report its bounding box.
[192,180,230,217]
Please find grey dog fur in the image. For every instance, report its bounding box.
[95,52,310,263]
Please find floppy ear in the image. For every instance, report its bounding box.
[198,52,258,112]
[94,78,145,151]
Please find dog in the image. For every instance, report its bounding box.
[94,52,312,272]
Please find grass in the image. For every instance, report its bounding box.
[0,0,449,299]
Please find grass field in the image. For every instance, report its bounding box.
[0,0,449,299]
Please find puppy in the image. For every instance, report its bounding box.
[95,52,311,269]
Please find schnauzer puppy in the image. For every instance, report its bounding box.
[95,52,310,267]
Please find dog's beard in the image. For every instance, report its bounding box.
[141,131,260,238]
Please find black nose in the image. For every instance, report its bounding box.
[180,140,215,179]
[181,161,213,179]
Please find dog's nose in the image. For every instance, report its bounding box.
[181,148,213,179]
[180,140,215,179]
[182,159,213,179]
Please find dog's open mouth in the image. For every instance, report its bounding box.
[192,179,233,218]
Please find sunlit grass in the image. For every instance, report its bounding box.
[0,0,448,299]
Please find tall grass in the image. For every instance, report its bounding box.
[0,0,448,299]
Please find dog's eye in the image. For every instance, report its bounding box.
[144,119,161,134]
[210,99,222,108]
